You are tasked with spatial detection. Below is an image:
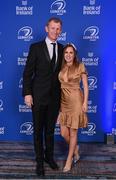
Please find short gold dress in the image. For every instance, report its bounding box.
[58,63,88,129]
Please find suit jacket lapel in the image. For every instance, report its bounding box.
[43,41,51,62]
[42,41,62,71]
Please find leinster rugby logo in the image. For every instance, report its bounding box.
[0,81,3,89]
[50,0,66,15]
[20,122,33,135]
[88,76,97,90]
[19,78,23,88]
[81,122,96,136]
[113,103,116,112]
[18,26,33,41]
[0,99,3,112]
[83,26,99,41]
[0,99,3,108]
[88,123,96,133]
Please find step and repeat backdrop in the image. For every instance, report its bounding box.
[0,0,116,142]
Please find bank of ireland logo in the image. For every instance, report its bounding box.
[81,122,96,136]
[16,0,33,16]
[22,0,28,6]
[19,104,32,112]
[50,0,66,15]
[20,122,33,135]
[18,26,33,41]
[90,0,96,5]
[88,76,97,90]
[87,100,97,113]
[83,26,99,41]
[17,52,28,66]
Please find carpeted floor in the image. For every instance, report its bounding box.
[0,141,116,179]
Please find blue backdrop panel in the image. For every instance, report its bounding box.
[0,0,116,142]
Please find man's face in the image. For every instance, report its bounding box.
[45,20,62,42]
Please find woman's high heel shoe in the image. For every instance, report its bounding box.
[63,159,73,173]
[73,145,80,165]
[63,166,71,173]
[73,154,80,164]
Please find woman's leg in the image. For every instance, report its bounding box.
[60,125,79,157]
[60,125,70,142]
[63,128,78,171]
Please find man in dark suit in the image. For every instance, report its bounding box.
[22,17,63,177]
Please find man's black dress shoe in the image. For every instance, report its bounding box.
[44,158,59,170]
[36,165,45,177]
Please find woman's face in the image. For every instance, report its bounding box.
[64,46,75,64]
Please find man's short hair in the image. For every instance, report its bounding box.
[46,17,62,26]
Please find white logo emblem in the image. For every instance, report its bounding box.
[113,82,116,90]
[51,0,66,10]
[83,26,99,41]
[18,26,33,41]
[90,0,96,5]
[0,53,2,64]
[81,122,96,136]
[50,0,66,15]
[87,100,97,113]
[82,52,99,66]
[55,124,60,135]
[83,0,100,15]
[0,127,5,135]
[0,99,3,112]
[88,123,96,133]
[0,99,3,108]
[113,103,116,112]
[20,122,33,135]
[88,76,97,90]
[58,32,66,41]
[19,78,23,88]
[0,81,3,89]
[19,104,32,112]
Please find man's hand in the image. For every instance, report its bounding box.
[24,95,33,108]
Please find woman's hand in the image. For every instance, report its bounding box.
[82,102,88,113]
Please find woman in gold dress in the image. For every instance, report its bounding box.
[58,43,89,172]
